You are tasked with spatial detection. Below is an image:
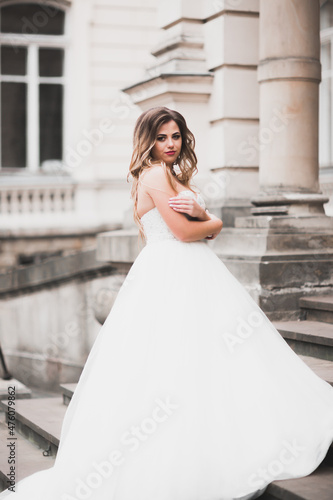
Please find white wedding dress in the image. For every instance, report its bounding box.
[1,190,333,500]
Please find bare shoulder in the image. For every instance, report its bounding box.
[140,165,172,193]
[141,165,165,183]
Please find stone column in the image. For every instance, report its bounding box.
[251,0,328,215]
[211,0,333,321]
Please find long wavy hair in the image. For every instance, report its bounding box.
[127,107,198,239]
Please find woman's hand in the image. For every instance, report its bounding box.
[205,232,219,240]
[204,212,222,240]
[168,196,209,220]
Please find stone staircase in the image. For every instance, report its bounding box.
[273,296,333,361]
[261,295,333,499]
[0,296,333,498]
[0,383,78,491]
[0,391,63,491]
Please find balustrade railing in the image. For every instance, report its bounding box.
[0,183,75,215]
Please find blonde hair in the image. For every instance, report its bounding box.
[127,107,198,239]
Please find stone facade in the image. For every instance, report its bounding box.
[0,0,159,266]
[1,0,332,243]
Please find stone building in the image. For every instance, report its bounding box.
[0,0,332,265]
[0,0,159,268]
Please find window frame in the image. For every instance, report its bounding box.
[0,4,69,172]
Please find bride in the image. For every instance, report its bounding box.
[1,106,333,500]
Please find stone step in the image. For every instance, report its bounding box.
[0,418,55,492]
[297,355,333,386]
[273,320,333,361]
[262,464,333,500]
[300,295,333,324]
[0,379,31,400]
[59,382,77,406]
[0,397,66,455]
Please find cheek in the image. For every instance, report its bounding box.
[151,143,162,157]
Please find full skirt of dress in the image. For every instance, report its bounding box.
[1,238,333,500]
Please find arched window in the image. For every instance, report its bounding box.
[0,2,67,171]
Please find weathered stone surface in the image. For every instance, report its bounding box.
[0,250,130,389]
[300,296,333,323]
[96,229,143,263]
[0,378,31,400]
[0,249,113,295]
[209,214,333,319]
[235,215,333,231]
[274,320,333,361]
[0,397,65,452]
[0,420,55,491]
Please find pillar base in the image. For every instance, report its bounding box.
[235,214,333,231]
[208,213,333,320]
[250,193,329,216]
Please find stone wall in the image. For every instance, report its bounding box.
[0,249,131,390]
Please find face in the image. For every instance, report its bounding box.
[150,120,182,167]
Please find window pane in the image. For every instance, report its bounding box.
[1,46,27,76]
[1,82,27,168]
[39,48,64,77]
[39,84,63,164]
[1,4,65,35]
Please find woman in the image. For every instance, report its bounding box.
[129,107,223,242]
[1,106,333,500]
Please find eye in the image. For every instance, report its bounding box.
[156,136,165,141]
[173,134,181,139]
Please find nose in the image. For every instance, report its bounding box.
[166,137,174,148]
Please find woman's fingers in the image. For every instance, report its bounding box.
[169,198,191,204]
[169,204,190,209]
[169,198,193,207]
[169,201,191,210]
[168,197,202,217]
[170,206,190,213]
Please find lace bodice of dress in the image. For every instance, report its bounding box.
[141,190,206,244]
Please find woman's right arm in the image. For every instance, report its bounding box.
[141,166,223,242]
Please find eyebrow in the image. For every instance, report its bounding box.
[157,132,180,136]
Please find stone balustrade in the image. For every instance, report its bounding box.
[0,181,76,215]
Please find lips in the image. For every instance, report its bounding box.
[165,151,176,155]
